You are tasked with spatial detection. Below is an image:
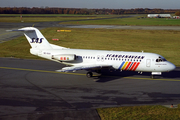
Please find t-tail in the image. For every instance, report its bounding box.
[8,27,68,60]
[10,27,52,50]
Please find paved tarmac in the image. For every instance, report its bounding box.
[0,58,180,119]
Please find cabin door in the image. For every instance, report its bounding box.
[146,59,151,67]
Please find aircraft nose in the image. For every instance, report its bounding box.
[168,63,176,71]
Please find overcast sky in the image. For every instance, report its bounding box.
[0,0,180,9]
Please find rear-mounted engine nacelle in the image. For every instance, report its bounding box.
[52,54,76,61]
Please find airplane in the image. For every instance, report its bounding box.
[8,27,176,78]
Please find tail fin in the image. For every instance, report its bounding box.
[11,27,52,50]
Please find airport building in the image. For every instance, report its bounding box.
[173,16,180,19]
[147,14,172,18]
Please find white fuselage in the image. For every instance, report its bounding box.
[32,48,176,73]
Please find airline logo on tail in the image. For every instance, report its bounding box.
[30,38,43,43]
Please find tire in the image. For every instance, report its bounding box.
[86,72,93,78]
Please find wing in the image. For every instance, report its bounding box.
[56,64,112,72]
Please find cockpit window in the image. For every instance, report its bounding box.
[156,56,167,62]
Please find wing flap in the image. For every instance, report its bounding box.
[56,64,111,72]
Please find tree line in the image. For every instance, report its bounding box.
[0,7,179,15]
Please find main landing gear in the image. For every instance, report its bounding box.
[151,72,162,79]
[86,72,93,78]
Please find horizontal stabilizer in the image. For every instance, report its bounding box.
[7,27,38,32]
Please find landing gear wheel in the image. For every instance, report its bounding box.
[86,72,93,78]
[151,75,155,79]
[151,75,154,79]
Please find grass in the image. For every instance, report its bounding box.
[62,16,180,26]
[0,28,180,66]
[0,16,99,23]
[0,14,109,17]
[1,14,180,26]
[97,105,180,120]
[0,14,110,23]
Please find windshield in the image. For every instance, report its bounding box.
[156,56,167,62]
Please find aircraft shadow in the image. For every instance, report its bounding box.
[94,67,180,82]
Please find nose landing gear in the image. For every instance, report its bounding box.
[151,72,162,79]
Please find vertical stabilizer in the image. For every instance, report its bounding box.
[17,27,52,50]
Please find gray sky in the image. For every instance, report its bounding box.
[0,0,180,9]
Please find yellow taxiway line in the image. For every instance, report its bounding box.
[0,66,85,76]
[0,66,179,82]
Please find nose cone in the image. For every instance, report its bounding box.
[168,63,176,71]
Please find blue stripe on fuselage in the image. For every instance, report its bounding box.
[118,61,125,70]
